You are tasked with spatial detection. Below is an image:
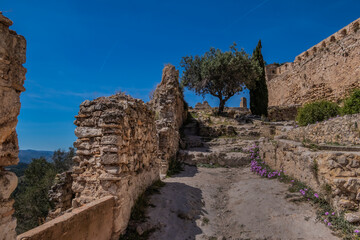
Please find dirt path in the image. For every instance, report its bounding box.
[146,165,339,240]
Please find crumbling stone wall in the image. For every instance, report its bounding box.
[47,171,74,220]
[72,93,160,238]
[195,101,211,110]
[260,115,360,213]
[0,13,26,240]
[286,113,360,146]
[260,138,360,212]
[267,105,300,121]
[149,64,186,174]
[266,18,360,107]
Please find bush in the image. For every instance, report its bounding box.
[296,101,340,126]
[341,89,360,115]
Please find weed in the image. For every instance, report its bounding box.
[190,112,199,119]
[119,180,165,240]
[310,160,319,177]
[197,163,221,168]
[249,143,359,240]
[167,157,183,177]
[202,217,210,224]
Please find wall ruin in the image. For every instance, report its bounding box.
[149,64,187,175]
[0,13,26,240]
[259,116,360,213]
[71,93,160,238]
[266,18,360,107]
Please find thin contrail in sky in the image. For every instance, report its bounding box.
[99,41,119,73]
[223,0,272,32]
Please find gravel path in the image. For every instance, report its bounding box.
[146,165,340,240]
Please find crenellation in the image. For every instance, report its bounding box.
[266,17,360,107]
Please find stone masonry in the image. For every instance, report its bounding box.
[266,18,360,107]
[260,115,360,213]
[149,64,187,175]
[72,93,160,238]
[0,13,26,240]
[240,97,247,109]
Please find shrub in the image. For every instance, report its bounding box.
[296,101,340,126]
[341,89,360,115]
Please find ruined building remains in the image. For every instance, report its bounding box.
[149,65,187,175]
[0,13,26,240]
[18,65,186,240]
[266,18,360,107]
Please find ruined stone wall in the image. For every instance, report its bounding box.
[149,64,186,175]
[286,113,360,146]
[0,13,26,240]
[260,114,360,213]
[259,138,360,212]
[267,105,300,121]
[266,18,360,107]
[47,171,74,220]
[72,93,160,238]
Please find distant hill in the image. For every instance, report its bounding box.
[19,149,54,163]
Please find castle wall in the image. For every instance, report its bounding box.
[0,13,26,240]
[266,18,360,107]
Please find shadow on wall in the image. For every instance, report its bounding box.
[147,181,204,240]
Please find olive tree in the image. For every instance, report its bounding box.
[180,43,260,114]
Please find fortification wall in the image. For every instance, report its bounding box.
[17,196,115,240]
[0,13,26,240]
[149,64,187,174]
[266,18,360,107]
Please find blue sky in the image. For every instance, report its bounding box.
[1,0,359,151]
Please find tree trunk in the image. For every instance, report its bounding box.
[218,99,225,114]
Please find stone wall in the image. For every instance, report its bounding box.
[267,105,300,121]
[266,18,360,107]
[0,13,26,240]
[259,138,360,212]
[286,113,360,146]
[72,93,160,238]
[47,171,74,220]
[149,64,186,175]
[259,114,360,213]
[17,196,115,240]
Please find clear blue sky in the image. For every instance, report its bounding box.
[1,0,359,151]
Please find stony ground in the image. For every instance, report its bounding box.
[138,111,341,240]
[146,165,339,240]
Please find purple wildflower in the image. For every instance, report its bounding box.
[314,193,319,198]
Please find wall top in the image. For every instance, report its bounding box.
[0,12,13,26]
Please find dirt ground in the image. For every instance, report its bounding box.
[145,165,340,240]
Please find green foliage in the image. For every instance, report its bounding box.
[6,162,29,177]
[52,147,75,173]
[120,180,165,240]
[13,147,75,234]
[296,101,340,126]
[13,158,57,234]
[180,43,260,113]
[250,40,268,116]
[342,89,360,115]
[310,160,319,177]
[167,157,183,177]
